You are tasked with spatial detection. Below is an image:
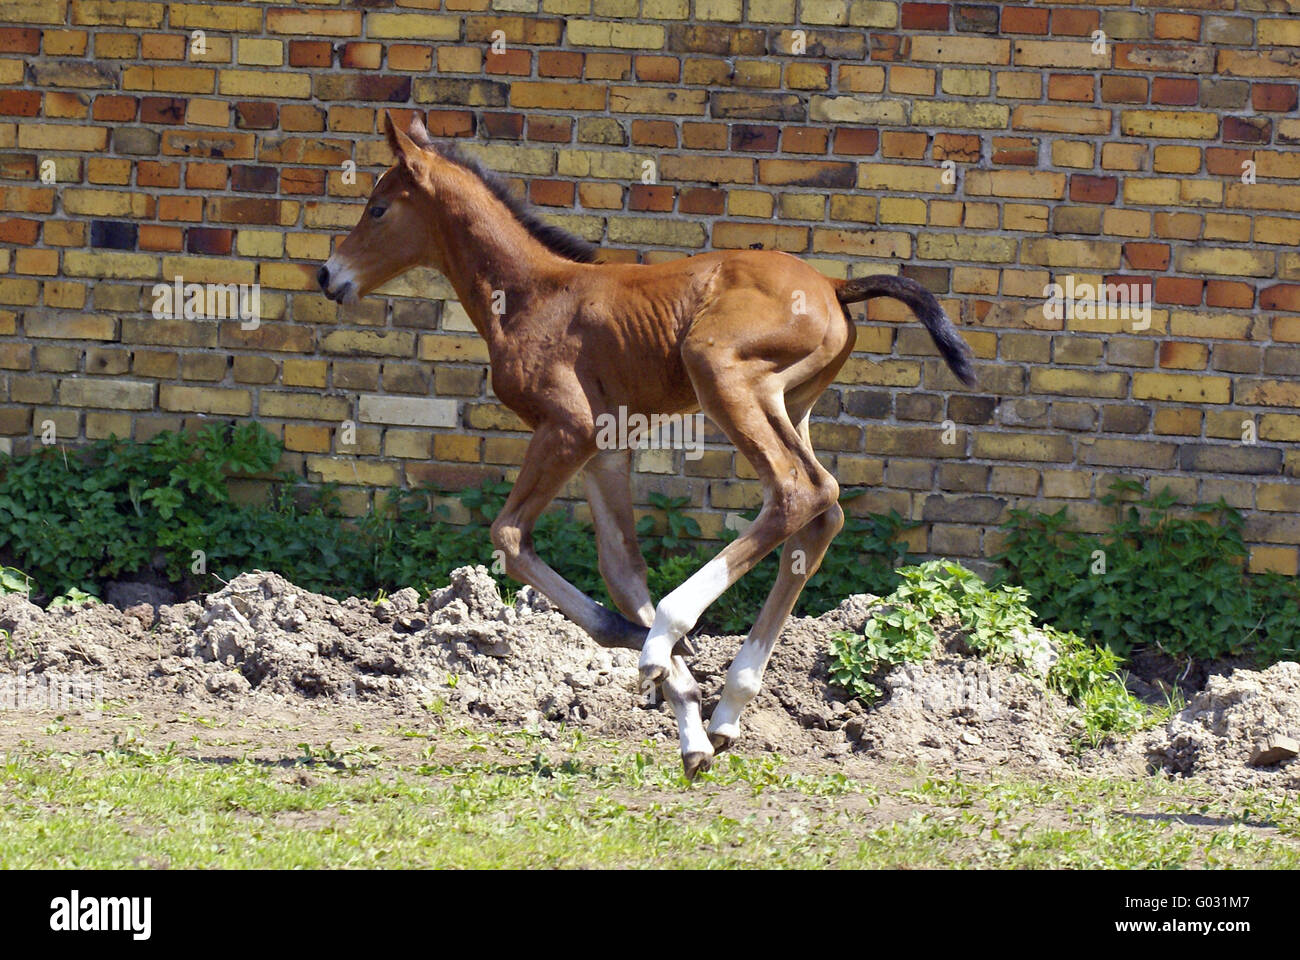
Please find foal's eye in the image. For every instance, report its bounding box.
[370,206,386,219]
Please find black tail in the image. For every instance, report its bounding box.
[837,275,976,387]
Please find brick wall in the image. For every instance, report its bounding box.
[1,1,1299,576]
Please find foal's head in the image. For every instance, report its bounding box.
[318,112,460,304]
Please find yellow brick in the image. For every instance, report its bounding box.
[169,2,261,31]
[911,36,1010,66]
[433,434,481,462]
[236,230,284,259]
[283,359,327,388]
[366,13,459,39]
[911,101,1009,129]
[306,457,401,487]
[1121,110,1219,139]
[1051,141,1094,169]
[857,163,955,194]
[1176,247,1274,278]
[1015,105,1112,136]
[941,68,989,97]
[159,385,252,415]
[285,233,330,261]
[1013,39,1111,69]
[16,124,107,151]
[996,72,1041,99]
[64,250,157,279]
[966,170,1065,200]
[220,70,311,99]
[418,334,490,363]
[1124,178,1179,205]
[1154,144,1201,174]
[1133,373,1231,404]
[121,65,214,94]
[878,196,926,225]
[437,46,482,73]
[185,98,229,127]
[566,20,665,48]
[237,38,284,67]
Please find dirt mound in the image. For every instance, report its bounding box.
[1143,662,1300,790]
[0,566,1105,775]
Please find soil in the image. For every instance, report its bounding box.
[1,565,1297,792]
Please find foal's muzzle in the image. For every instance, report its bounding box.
[317,265,353,303]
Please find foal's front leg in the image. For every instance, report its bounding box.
[584,450,713,778]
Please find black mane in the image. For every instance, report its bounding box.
[420,137,599,265]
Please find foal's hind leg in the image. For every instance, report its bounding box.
[583,450,711,776]
[710,499,843,752]
[637,373,839,699]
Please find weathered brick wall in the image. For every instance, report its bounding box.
[1,1,1298,575]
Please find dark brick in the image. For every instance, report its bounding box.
[140,96,186,125]
[90,221,137,251]
[482,112,524,139]
[186,227,233,256]
[1179,445,1283,475]
[954,4,998,33]
[843,390,892,420]
[231,165,277,193]
[1223,116,1271,144]
[731,124,779,152]
[902,2,949,30]
[235,101,278,130]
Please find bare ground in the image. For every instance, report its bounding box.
[1,565,1297,795]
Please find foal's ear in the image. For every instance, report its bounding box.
[383,111,425,176]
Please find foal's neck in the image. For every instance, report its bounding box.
[431,191,568,351]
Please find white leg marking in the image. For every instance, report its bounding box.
[664,657,713,777]
[708,639,771,744]
[638,554,731,692]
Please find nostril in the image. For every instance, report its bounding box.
[317,266,329,289]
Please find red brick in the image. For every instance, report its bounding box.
[992,137,1037,165]
[1052,8,1099,35]
[340,42,382,70]
[1152,77,1199,106]
[289,41,332,68]
[902,2,949,30]
[1207,280,1254,309]
[0,90,40,116]
[529,180,573,207]
[282,168,324,196]
[138,161,180,188]
[539,51,582,78]
[0,28,39,53]
[680,187,724,215]
[526,116,571,142]
[834,128,878,156]
[424,110,474,137]
[1262,285,1300,312]
[774,128,823,156]
[485,49,531,76]
[0,218,38,244]
[1070,175,1118,204]
[632,119,676,147]
[636,56,679,83]
[629,183,674,212]
[139,224,183,252]
[1101,76,1147,104]
[1155,277,1204,307]
[1206,147,1251,176]
[92,94,136,122]
[1048,74,1094,102]
[1001,7,1048,34]
[1253,83,1299,113]
[235,101,278,130]
[1123,242,1171,271]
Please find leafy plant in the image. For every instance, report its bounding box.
[828,560,1150,742]
[995,480,1300,662]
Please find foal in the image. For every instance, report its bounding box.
[320,113,976,778]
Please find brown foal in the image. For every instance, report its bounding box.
[320,113,976,778]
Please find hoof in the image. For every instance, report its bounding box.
[682,750,713,781]
[638,662,668,697]
[708,730,734,755]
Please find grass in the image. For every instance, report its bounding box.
[3,725,1299,869]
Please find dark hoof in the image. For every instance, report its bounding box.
[682,750,713,781]
[708,731,733,755]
